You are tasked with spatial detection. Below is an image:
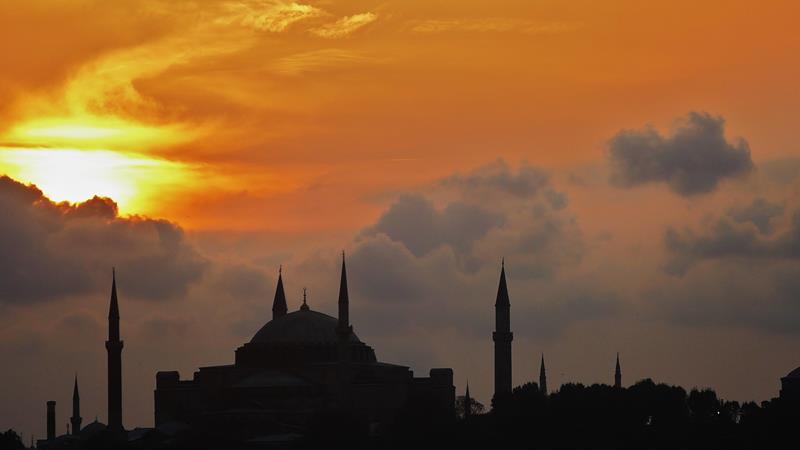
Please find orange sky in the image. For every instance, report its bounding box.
[1,0,798,231]
[3,1,800,438]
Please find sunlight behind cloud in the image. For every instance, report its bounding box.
[0,147,197,214]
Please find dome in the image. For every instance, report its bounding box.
[250,308,362,345]
[785,367,800,379]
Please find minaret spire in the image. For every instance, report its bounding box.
[493,259,513,399]
[539,354,548,395]
[614,353,622,388]
[300,287,309,311]
[337,251,352,336]
[105,268,124,432]
[71,374,82,435]
[464,382,473,419]
[272,266,288,320]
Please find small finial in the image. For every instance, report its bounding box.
[501,257,505,268]
[279,265,282,275]
[301,287,309,310]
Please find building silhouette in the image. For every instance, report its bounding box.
[539,355,547,395]
[615,353,622,388]
[105,269,124,432]
[154,255,454,438]
[492,260,512,399]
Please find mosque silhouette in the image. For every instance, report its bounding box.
[29,258,800,449]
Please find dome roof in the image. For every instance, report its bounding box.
[785,367,800,379]
[250,308,362,345]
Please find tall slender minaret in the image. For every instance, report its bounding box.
[337,252,352,337]
[70,375,81,435]
[46,401,56,441]
[493,259,513,398]
[614,353,622,388]
[272,266,287,320]
[464,383,473,419]
[105,269,123,431]
[539,354,548,395]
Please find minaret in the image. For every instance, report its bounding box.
[539,354,548,395]
[70,375,82,435]
[614,353,622,388]
[337,252,352,336]
[464,383,473,419]
[105,269,123,431]
[493,259,513,398]
[272,266,287,320]
[46,401,56,441]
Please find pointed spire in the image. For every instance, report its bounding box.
[539,354,548,395]
[338,251,351,335]
[272,266,288,320]
[614,352,622,388]
[108,268,119,320]
[464,381,473,419]
[300,287,309,311]
[495,258,510,307]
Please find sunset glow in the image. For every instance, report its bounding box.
[0,147,195,213]
[1,0,800,442]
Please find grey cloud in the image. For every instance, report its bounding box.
[727,197,784,234]
[608,112,754,196]
[441,159,550,197]
[363,194,503,257]
[0,175,207,305]
[664,206,800,275]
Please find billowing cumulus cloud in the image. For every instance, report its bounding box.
[608,112,754,196]
[0,176,207,304]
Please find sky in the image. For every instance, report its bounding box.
[1,0,799,440]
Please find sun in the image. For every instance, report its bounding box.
[0,116,200,214]
[0,147,194,214]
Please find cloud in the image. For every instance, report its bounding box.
[0,175,207,305]
[608,112,754,196]
[408,18,580,35]
[362,160,582,276]
[269,48,378,75]
[220,1,323,32]
[311,12,377,39]
[363,194,503,257]
[663,203,800,275]
[727,197,784,235]
[440,159,550,197]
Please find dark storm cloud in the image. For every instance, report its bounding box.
[0,175,207,305]
[727,197,784,235]
[608,112,754,196]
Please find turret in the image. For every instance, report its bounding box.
[493,259,513,398]
[71,375,82,435]
[46,401,56,441]
[464,383,473,419]
[105,268,124,432]
[539,354,548,395]
[337,252,352,336]
[272,266,287,320]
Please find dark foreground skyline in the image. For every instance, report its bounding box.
[9,259,800,449]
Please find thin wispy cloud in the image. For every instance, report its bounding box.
[311,12,378,38]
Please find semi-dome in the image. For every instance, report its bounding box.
[250,308,362,345]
